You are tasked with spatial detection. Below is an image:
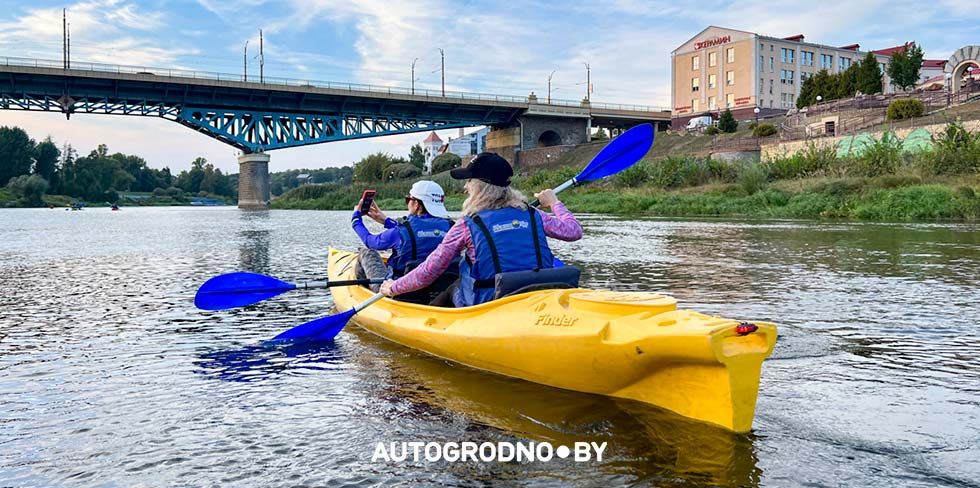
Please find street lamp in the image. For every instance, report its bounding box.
[584,62,591,101]
[411,57,418,95]
[243,40,249,82]
[753,106,760,124]
[816,95,822,103]
[547,70,556,104]
[438,48,445,96]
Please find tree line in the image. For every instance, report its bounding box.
[797,45,924,109]
[0,125,236,206]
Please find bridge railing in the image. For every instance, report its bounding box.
[0,56,670,114]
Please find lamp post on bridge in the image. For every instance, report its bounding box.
[584,62,591,101]
[411,58,418,95]
[438,48,445,97]
[547,70,556,104]
[243,40,249,82]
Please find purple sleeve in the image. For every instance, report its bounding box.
[390,220,471,295]
[352,212,402,250]
[538,202,583,241]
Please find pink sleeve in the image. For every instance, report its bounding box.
[390,220,471,295]
[538,202,583,241]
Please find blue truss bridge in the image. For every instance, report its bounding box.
[0,56,670,208]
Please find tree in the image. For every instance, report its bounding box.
[718,109,737,133]
[593,127,608,140]
[887,43,924,90]
[408,143,426,170]
[6,174,49,206]
[431,153,462,173]
[33,137,60,184]
[353,152,396,182]
[0,126,35,185]
[836,64,859,99]
[384,162,422,181]
[856,51,883,95]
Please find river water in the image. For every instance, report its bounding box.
[1,207,978,487]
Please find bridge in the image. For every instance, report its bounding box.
[0,57,670,209]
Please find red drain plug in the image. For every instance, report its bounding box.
[735,322,759,335]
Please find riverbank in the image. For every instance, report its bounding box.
[271,167,980,221]
[0,191,233,208]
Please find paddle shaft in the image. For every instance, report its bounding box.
[197,278,384,296]
[529,178,576,208]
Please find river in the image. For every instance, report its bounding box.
[1,207,978,487]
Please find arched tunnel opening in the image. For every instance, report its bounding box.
[537,130,562,147]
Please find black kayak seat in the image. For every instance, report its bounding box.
[492,266,581,300]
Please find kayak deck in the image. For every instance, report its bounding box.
[327,248,777,432]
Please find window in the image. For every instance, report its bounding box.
[802,51,814,66]
[769,79,774,94]
[692,56,699,70]
[692,77,700,92]
[821,54,833,69]
[727,48,735,63]
[879,63,886,75]
[708,73,717,88]
[760,82,764,94]
[769,57,774,72]
[780,48,795,64]
[726,93,735,107]
[770,45,774,51]
[840,57,851,70]
[708,96,717,109]
[708,52,717,67]
[760,55,764,71]
[692,99,700,112]
[726,71,735,85]
[780,69,795,84]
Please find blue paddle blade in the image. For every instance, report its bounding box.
[577,123,655,183]
[271,308,356,343]
[195,271,297,311]
[553,256,565,267]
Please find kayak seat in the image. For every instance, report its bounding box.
[492,266,581,300]
[395,257,461,305]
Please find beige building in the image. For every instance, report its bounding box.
[671,26,897,127]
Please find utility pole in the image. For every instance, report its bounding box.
[547,70,556,104]
[243,40,249,82]
[66,22,70,69]
[62,9,67,69]
[438,48,445,96]
[259,29,264,83]
[411,57,418,95]
[584,62,591,101]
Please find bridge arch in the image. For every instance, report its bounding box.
[537,130,562,147]
[945,45,980,93]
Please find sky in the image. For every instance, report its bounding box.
[1,0,978,173]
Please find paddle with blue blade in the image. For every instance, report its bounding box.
[271,123,655,344]
[194,271,384,311]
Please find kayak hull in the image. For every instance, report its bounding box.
[327,248,777,432]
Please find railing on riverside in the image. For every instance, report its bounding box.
[0,56,670,114]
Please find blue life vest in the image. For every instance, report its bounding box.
[455,206,554,307]
[388,215,452,277]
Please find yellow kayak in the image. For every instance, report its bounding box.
[328,248,777,432]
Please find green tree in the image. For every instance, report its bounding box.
[887,44,924,90]
[593,127,608,140]
[431,153,462,173]
[0,126,35,185]
[384,162,422,181]
[6,174,49,206]
[856,51,883,95]
[33,137,60,188]
[797,69,836,108]
[718,109,738,133]
[836,64,859,99]
[353,152,396,182]
[408,143,426,170]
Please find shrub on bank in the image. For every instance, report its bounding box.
[431,153,462,174]
[738,164,769,195]
[764,143,839,180]
[752,123,778,137]
[616,163,650,187]
[886,99,925,120]
[921,122,980,175]
[849,133,902,177]
[704,126,721,135]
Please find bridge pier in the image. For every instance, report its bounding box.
[237,152,270,210]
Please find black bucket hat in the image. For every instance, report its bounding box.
[450,152,513,187]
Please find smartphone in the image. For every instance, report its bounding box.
[359,189,376,214]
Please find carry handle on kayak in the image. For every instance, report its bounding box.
[270,123,656,344]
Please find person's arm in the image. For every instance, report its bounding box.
[387,221,469,295]
[536,202,583,241]
[352,210,402,250]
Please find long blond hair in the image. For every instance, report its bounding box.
[461,179,527,216]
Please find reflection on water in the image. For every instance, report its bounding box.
[1,208,978,487]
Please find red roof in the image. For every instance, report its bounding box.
[783,34,805,42]
[423,131,442,143]
[872,42,914,56]
[922,59,946,68]
[839,43,860,51]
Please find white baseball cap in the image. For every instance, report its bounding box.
[408,180,449,218]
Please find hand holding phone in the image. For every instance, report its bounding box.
[359,189,376,214]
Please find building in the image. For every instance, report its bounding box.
[422,131,443,174]
[446,127,489,157]
[671,26,899,127]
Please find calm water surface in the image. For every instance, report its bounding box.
[1,207,978,487]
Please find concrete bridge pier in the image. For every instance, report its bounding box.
[238,152,270,210]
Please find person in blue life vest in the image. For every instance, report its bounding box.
[380,153,583,307]
[352,180,453,298]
